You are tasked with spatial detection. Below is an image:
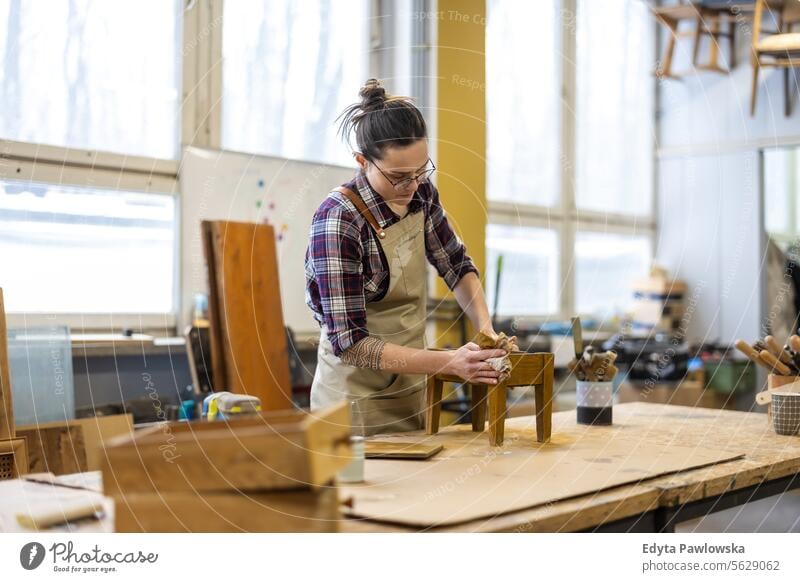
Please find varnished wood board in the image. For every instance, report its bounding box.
[202,220,292,410]
[343,410,743,528]
[365,441,443,459]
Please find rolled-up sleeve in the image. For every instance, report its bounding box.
[307,203,369,356]
[424,184,479,289]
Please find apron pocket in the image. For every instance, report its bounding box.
[395,232,426,296]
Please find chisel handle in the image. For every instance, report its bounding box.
[735,339,763,365]
[759,350,792,375]
[765,335,792,364]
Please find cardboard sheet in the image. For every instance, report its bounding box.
[344,420,742,527]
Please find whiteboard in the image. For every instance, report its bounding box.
[179,146,356,335]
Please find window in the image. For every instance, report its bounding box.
[764,147,799,243]
[575,231,651,316]
[485,224,559,316]
[0,0,182,160]
[486,0,561,206]
[0,180,175,314]
[486,0,655,319]
[222,0,370,166]
[576,0,654,216]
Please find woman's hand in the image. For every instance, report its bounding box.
[443,342,508,384]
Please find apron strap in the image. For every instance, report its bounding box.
[334,186,387,240]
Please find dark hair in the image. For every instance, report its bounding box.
[337,78,427,160]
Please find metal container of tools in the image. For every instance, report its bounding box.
[576,380,613,425]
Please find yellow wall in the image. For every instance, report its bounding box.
[435,0,487,344]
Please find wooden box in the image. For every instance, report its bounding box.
[101,402,352,496]
[113,484,341,532]
[16,422,88,475]
[15,415,133,475]
[0,438,28,480]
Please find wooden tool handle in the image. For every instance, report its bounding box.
[735,339,758,359]
[765,336,792,364]
[790,335,800,354]
[759,350,792,375]
[735,339,767,369]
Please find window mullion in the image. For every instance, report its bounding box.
[182,0,222,149]
[560,0,577,321]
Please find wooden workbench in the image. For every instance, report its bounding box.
[1,403,799,533]
[341,402,800,532]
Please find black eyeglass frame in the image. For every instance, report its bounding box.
[369,157,437,190]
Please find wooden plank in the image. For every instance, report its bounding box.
[365,441,443,459]
[0,290,14,439]
[101,402,351,495]
[113,485,341,532]
[15,423,87,475]
[202,220,292,410]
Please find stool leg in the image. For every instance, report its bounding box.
[425,376,443,435]
[534,356,554,443]
[471,383,488,432]
[487,380,507,446]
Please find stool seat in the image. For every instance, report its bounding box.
[425,352,554,446]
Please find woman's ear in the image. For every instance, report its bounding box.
[353,152,368,170]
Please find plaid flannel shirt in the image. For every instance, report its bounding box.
[305,171,478,356]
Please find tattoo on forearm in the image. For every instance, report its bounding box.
[341,336,386,370]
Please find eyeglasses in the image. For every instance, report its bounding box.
[371,158,436,190]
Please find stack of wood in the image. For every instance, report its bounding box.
[568,348,618,383]
[102,402,352,532]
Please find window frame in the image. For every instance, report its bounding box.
[486,0,658,322]
[0,0,197,331]
[0,0,420,332]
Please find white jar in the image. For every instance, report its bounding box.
[337,436,365,483]
[576,380,613,425]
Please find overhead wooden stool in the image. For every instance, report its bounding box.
[425,352,554,446]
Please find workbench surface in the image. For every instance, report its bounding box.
[341,402,800,532]
[1,403,797,533]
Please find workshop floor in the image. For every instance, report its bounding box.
[677,490,800,533]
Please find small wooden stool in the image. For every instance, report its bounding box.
[425,352,554,446]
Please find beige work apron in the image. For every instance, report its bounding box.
[310,187,427,436]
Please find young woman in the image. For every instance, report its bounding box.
[305,79,510,435]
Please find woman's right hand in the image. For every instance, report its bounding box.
[443,342,508,384]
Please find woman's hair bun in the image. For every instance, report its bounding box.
[358,78,387,110]
[337,78,427,160]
